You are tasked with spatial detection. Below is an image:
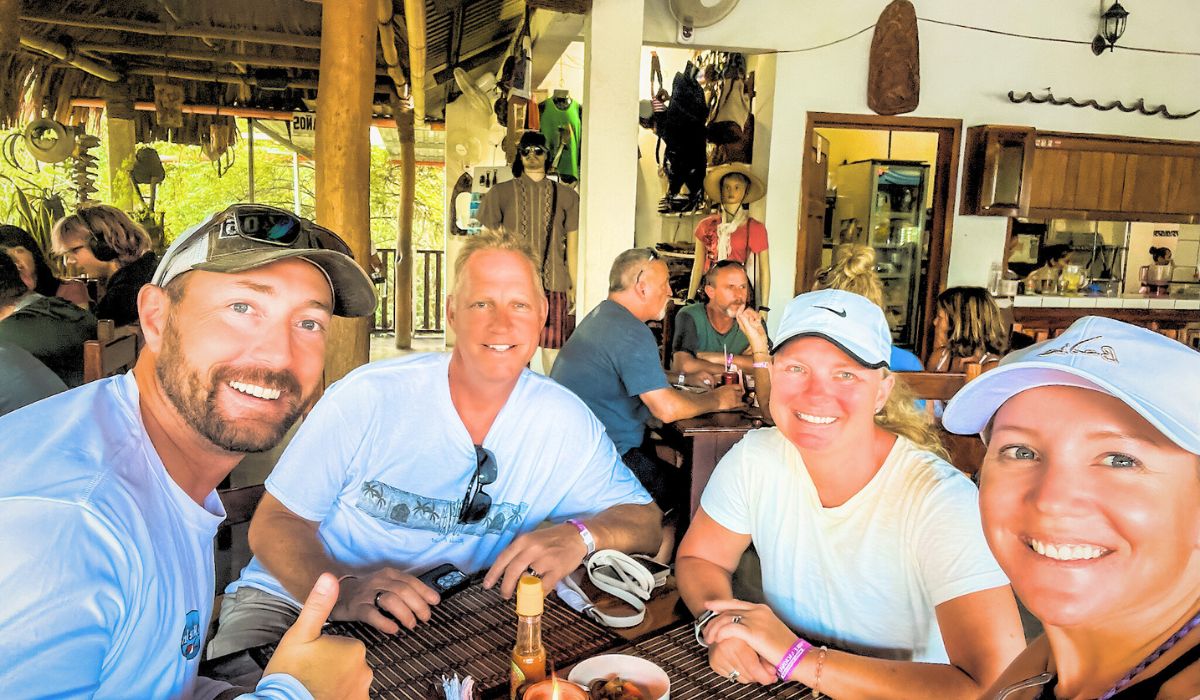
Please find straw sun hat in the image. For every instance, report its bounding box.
[703,162,766,204]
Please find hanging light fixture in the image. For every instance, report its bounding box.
[1091,1,1129,55]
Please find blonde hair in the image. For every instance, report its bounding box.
[814,244,883,307]
[810,245,946,456]
[876,370,948,459]
[51,204,150,265]
[453,228,542,295]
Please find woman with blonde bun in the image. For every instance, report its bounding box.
[813,244,923,371]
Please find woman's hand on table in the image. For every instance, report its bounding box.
[706,599,800,681]
[334,568,441,634]
[703,617,778,686]
[265,573,373,699]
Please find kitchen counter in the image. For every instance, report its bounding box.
[1006,293,1199,338]
[1010,293,1200,310]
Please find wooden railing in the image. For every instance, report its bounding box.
[373,247,444,334]
[415,248,444,334]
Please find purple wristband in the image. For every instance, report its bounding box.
[566,518,596,555]
[775,637,813,681]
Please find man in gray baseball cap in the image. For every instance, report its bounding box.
[0,204,375,698]
[154,203,376,317]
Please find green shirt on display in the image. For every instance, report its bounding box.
[539,98,582,181]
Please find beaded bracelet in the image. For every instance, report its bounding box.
[774,637,813,680]
[813,646,828,698]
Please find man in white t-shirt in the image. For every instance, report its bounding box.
[208,231,661,659]
[0,205,377,699]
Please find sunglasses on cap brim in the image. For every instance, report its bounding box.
[159,204,352,275]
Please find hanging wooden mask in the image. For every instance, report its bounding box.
[868,0,920,116]
[154,83,185,129]
[203,122,234,162]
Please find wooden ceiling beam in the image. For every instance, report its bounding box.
[19,12,322,49]
[377,0,409,96]
[19,35,121,81]
[74,42,328,72]
[402,0,428,124]
[66,96,444,129]
[125,66,321,91]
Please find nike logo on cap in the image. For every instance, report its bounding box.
[814,305,847,317]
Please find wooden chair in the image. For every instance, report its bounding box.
[895,371,966,405]
[214,484,267,593]
[1011,323,1050,343]
[894,370,987,476]
[83,320,142,382]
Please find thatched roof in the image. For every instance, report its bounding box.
[1,0,524,144]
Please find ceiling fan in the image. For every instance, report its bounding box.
[667,0,740,44]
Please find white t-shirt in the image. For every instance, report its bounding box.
[232,353,652,604]
[0,372,308,699]
[701,429,1008,663]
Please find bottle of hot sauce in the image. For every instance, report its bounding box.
[510,574,548,699]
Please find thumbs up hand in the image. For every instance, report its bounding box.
[262,573,373,699]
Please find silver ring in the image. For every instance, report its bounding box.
[527,567,542,578]
[728,670,740,682]
[731,614,743,625]
[373,590,386,612]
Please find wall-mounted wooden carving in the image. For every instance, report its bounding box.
[868,0,920,115]
[1008,90,1199,120]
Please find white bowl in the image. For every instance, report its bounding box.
[568,654,670,700]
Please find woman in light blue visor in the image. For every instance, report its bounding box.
[943,316,1200,700]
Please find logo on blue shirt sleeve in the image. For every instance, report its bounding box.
[180,610,201,659]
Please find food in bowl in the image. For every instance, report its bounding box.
[587,677,648,699]
[567,654,670,700]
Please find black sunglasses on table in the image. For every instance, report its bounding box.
[459,445,497,524]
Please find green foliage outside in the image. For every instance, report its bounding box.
[0,119,446,330]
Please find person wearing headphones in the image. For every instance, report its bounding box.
[52,204,157,325]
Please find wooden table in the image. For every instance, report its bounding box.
[659,408,767,517]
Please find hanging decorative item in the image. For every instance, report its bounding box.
[1008,89,1199,120]
[154,83,185,129]
[24,118,76,164]
[72,133,102,205]
[868,0,920,116]
[204,122,236,176]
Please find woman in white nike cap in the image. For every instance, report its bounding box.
[942,316,1200,699]
[676,289,1024,699]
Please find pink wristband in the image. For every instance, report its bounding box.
[566,518,596,555]
[775,637,813,681]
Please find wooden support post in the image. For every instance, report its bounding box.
[105,101,138,213]
[315,0,375,383]
[392,94,415,349]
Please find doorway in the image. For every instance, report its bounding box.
[796,113,962,358]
